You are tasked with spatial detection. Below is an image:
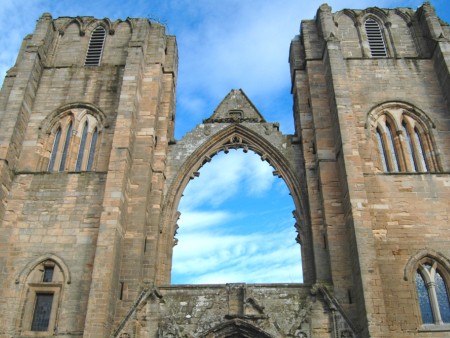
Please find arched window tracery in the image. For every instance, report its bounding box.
[44,108,102,172]
[415,259,450,326]
[369,104,438,173]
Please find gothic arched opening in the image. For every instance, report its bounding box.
[171,148,302,284]
[201,318,274,338]
[156,123,314,285]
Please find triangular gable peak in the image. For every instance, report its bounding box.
[203,89,266,123]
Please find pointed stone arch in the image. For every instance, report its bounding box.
[200,318,274,338]
[15,253,71,285]
[155,122,313,285]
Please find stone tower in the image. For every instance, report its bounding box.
[289,2,450,337]
[0,2,449,338]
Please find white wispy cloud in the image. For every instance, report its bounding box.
[172,229,302,284]
[177,210,236,232]
[179,149,274,210]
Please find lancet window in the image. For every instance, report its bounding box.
[370,105,438,173]
[45,108,102,172]
[416,260,450,326]
[85,26,106,66]
[365,17,388,57]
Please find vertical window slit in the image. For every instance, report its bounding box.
[376,127,388,172]
[119,282,124,300]
[436,270,450,323]
[402,121,417,172]
[59,122,72,172]
[87,127,98,171]
[385,122,399,172]
[76,121,89,171]
[414,128,428,172]
[48,127,61,172]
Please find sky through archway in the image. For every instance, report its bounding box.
[171,149,302,284]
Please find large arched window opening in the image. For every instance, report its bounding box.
[171,149,301,284]
[368,103,440,173]
[41,106,104,172]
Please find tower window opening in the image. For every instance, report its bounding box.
[45,109,101,172]
[376,127,388,172]
[76,121,89,171]
[48,127,61,172]
[385,122,399,172]
[365,18,388,57]
[414,128,428,172]
[402,121,417,172]
[59,121,73,172]
[85,26,106,66]
[415,261,450,326]
[87,127,98,171]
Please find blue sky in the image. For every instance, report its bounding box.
[1,1,449,284]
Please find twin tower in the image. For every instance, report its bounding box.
[0,2,449,338]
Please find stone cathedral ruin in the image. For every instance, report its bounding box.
[0,2,449,338]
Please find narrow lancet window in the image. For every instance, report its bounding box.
[414,128,428,172]
[402,121,417,171]
[416,261,450,326]
[76,121,89,171]
[385,122,399,172]
[416,271,434,324]
[376,127,388,172]
[59,122,72,172]
[365,18,388,57]
[436,271,450,323]
[48,127,61,172]
[85,26,106,66]
[87,127,98,171]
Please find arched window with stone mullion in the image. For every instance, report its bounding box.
[416,261,450,326]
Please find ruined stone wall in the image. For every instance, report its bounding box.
[115,284,357,338]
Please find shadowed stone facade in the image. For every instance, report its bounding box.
[0,2,449,338]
